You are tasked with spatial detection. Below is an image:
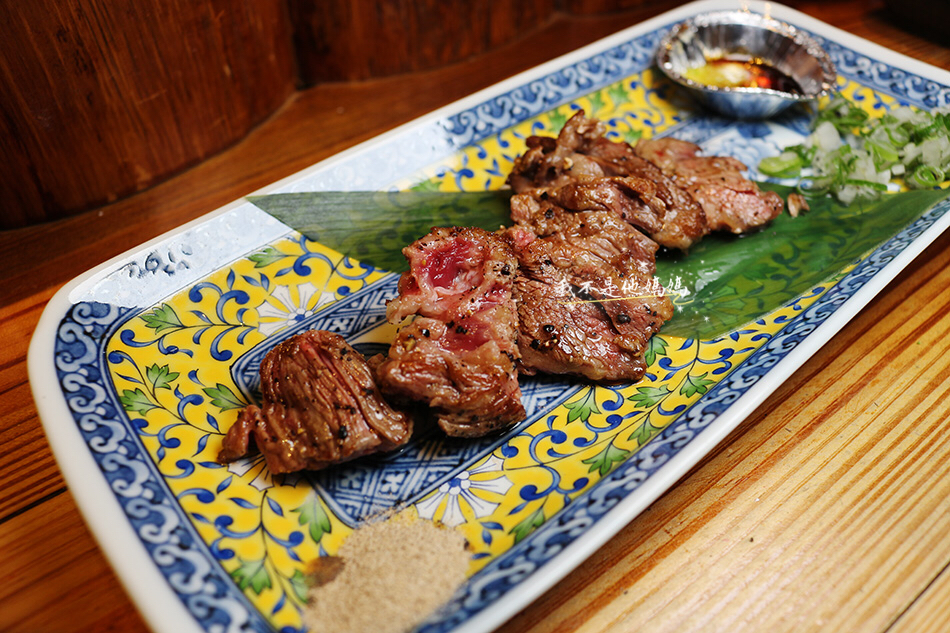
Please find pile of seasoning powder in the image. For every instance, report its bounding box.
[304,514,471,633]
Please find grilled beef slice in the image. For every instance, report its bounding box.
[634,136,784,234]
[507,110,708,250]
[218,330,412,474]
[509,194,659,276]
[506,112,610,192]
[375,226,525,437]
[506,212,673,383]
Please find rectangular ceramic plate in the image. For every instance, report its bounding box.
[28,2,950,632]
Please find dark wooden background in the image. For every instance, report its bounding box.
[1,0,674,230]
[3,2,950,633]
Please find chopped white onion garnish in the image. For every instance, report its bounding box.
[758,96,950,202]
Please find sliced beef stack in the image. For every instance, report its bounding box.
[374,226,525,437]
[218,330,413,473]
[508,111,708,251]
[506,201,672,382]
[633,136,784,234]
[220,111,790,473]
[509,110,785,247]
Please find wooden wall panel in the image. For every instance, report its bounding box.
[564,0,655,15]
[0,0,665,228]
[287,0,558,84]
[0,0,295,229]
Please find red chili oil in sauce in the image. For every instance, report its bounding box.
[684,57,803,94]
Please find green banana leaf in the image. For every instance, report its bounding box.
[249,191,513,274]
[658,184,950,338]
[250,186,949,340]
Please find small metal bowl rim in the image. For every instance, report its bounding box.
[656,10,838,103]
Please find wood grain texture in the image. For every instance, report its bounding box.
[0,0,295,229]
[890,564,950,633]
[0,291,66,520]
[563,0,656,15]
[789,0,950,69]
[288,0,558,84]
[1,2,948,633]
[0,492,150,633]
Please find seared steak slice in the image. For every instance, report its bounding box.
[582,148,709,251]
[552,176,666,237]
[218,330,412,474]
[634,137,783,234]
[386,226,517,323]
[506,217,673,383]
[507,110,708,250]
[376,226,525,437]
[509,196,659,276]
[375,316,523,437]
[507,113,610,193]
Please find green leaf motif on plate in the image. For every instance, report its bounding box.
[509,506,546,544]
[564,388,602,424]
[587,91,607,116]
[410,178,441,192]
[644,335,668,367]
[622,128,643,145]
[292,492,333,544]
[607,82,630,107]
[203,383,248,411]
[146,363,179,391]
[288,569,309,604]
[140,303,184,333]
[231,558,273,595]
[582,442,633,477]
[119,388,160,416]
[627,418,662,447]
[680,372,715,398]
[547,109,569,133]
[628,384,673,408]
[249,246,293,269]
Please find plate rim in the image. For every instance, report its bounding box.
[27,1,950,632]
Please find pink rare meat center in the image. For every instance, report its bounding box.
[422,241,476,288]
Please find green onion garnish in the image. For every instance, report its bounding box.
[758,97,950,203]
[759,151,804,178]
[911,165,945,188]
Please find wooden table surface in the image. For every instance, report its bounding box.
[3,2,950,632]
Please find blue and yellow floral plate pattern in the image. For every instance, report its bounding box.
[29,2,950,633]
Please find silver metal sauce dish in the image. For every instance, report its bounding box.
[656,10,837,119]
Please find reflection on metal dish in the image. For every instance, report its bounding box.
[656,10,837,119]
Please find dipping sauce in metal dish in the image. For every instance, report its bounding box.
[683,57,804,94]
[655,10,837,119]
